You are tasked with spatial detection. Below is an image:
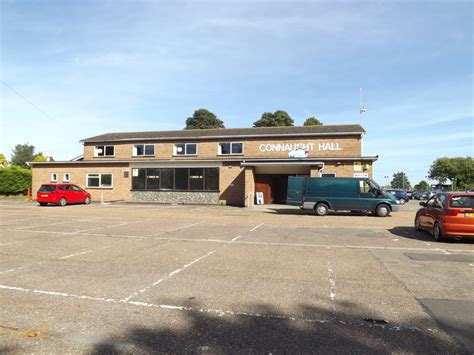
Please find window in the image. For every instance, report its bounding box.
[87,173,113,188]
[71,185,83,192]
[189,168,204,190]
[450,196,474,208]
[133,144,155,156]
[94,145,115,157]
[321,173,336,178]
[174,143,197,156]
[51,173,58,182]
[63,173,70,182]
[218,142,243,155]
[59,185,71,191]
[131,168,219,191]
[359,180,371,193]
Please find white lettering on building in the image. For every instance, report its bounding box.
[259,143,315,152]
[318,143,342,151]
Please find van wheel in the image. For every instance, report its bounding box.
[59,197,67,207]
[315,203,329,216]
[376,204,390,217]
[433,223,445,242]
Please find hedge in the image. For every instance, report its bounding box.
[0,166,32,195]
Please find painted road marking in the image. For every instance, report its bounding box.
[72,219,155,234]
[150,222,203,237]
[121,249,216,302]
[0,241,25,247]
[326,248,337,313]
[0,284,438,333]
[250,223,264,232]
[12,218,98,230]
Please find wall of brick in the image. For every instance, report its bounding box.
[32,163,131,202]
[219,162,245,206]
[83,135,361,161]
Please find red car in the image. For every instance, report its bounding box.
[37,184,91,207]
[415,192,474,241]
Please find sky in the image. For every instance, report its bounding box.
[1,0,472,186]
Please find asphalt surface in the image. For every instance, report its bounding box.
[0,199,473,354]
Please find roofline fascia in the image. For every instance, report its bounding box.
[80,131,364,144]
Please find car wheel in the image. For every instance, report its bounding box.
[315,203,329,216]
[376,204,390,217]
[59,197,67,207]
[39,202,47,206]
[84,196,91,205]
[414,217,421,231]
[400,199,406,205]
[433,223,445,242]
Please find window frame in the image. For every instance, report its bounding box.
[173,143,198,156]
[51,173,58,182]
[63,173,70,182]
[132,144,155,157]
[94,145,115,157]
[86,173,113,188]
[218,142,244,155]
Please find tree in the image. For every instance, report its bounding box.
[11,144,37,168]
[33,153,54,162]
[428,157,474,190]
[414,180,430,191]
[253,110,294,127]
[0,154,8,168]
[185,109,225,129]
[303,117,323,126]
[390,172,411,190]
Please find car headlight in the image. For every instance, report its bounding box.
[395,200,401,204]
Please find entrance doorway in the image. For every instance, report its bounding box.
[255,174,292,204]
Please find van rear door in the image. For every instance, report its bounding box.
[287,176,305,205]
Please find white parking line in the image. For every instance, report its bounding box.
[13,218,98,230]
[121,249,216,302]
[150,222,203,237]
[250,223,264,232]
[72,219,155,234]
[58,250,96,260]
[0,284,435,333]
[326,248,337,313]
[0,241,25,247]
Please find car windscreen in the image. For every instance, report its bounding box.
[449,196,474,208]
[38,185,56,192]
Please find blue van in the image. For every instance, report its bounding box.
[287,177,401,217]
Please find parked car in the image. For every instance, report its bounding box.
[415,192,474,241]
[406,191,414,199]
[37,184,91,207]
[412,191,424,200]
[385,189,409,203]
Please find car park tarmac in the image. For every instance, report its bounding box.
[0,200,473,353]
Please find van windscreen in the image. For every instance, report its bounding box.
[38,185,56,192]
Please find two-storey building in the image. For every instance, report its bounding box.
[31,124,378,206]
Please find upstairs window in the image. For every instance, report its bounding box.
[174,143,197,156]
[218,142,243,155]
[133,144,155,156]
[94,145,115,157]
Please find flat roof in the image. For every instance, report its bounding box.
[81,124,365,143]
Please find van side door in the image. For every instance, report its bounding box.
[286,176,305,206]
[357,179,377,210]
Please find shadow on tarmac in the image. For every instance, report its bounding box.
[389,226,474,244]
[265,208,375,217]
[89,300,467,354]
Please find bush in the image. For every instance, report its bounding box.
[0,166,32,195]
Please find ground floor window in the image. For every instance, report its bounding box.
[87,173,113,188]
[132,167,219,191]
[321,173,336,177]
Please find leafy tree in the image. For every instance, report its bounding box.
[0,166,31,195]
[33,153,54,162]
[185,109,225,129]
[11,144,37,168]
[428,157,474,190]
[390,172,411,190]
[0,154,8,168]
[303,117,323,126]
[253,110,294,127]
[414,180,430,191]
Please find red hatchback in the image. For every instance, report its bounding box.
[37,184,91,207]
[415,192,474,241]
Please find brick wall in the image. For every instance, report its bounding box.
[32,163,131,202]
[219,162,245,206]
[83,135,361,161]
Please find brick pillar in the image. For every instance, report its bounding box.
[244,166,255,207]
[310,165,321,177]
